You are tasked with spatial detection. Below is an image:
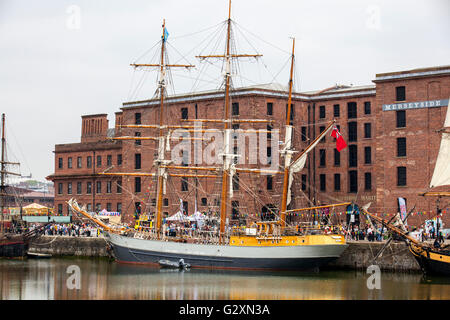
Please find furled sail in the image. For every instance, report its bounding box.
[430,97,450,188]
[287,124,334,205]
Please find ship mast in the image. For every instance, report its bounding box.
[1,114,5,234]
[195,0,262,243]
[279,38,295,228]
[130,20,195,238]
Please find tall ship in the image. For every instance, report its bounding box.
[69,1,348,270]
[0,114,46,258]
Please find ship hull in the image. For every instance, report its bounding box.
[0,239,28,258]
[105,232,348,271]
[409,244,450,276]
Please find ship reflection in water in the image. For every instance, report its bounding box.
[0,258,449,300]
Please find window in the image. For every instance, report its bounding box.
[319,126,326,142]
[232,102,239,116]
[396,110,406,128]
[117,203,122,213]
[151,199,156,206]
[135,153,141,169]
[232,173,239,191]
[95,203,101,212]
[87,156,92,168]
[58,158,63,169]
[68,157,72,169]
[135,177,141,193]
[364,123,371,139]
[334,173,341,191]
[134,132,141,146]
[347,102,357,119]
[58,183,63,195]
[231,201,239,220]
[106,203,112,212]
[106,181,112,194]
[58,204,63,215]
[67,182,72,195]
[233,146,238,165]
[182,150,189,166]
[267,125,272,139]
[135,112,141,125]
[135,202,141,215]
[267,175,273,190]
[96,155,101,167]
[397,167,407,186]
[319,105,326,118]
[365,172,372,190]
[77,157,82,168]
[286,104,294,125]
[364,146,372,164]
[349,145,357,167]
[334,148,341,166]
[117,154,122,166]
[96,181,101,194]
[117,180,122,193]
[349,170,358,193]
[319,149,326,167]
[397,137,406,157]
[181,177,188,191]
[86,182,92,194]
[107,155,112,166]
[396,86,406,101]
[301,174,307,191]
[201,198,207,206]
[333,104,340,117]
[364,101,371,115]
[320,174,326,191]
[301,127,307,141]
[267,147,272,165]
[267,102,273,116]
[77,182,82,194]
[181,107,188,120]
[87,204,92,212]
[348,122,357,142]
[163,198,169,207]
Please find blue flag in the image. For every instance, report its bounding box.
[163,28,169,42]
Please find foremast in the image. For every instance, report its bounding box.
[0,114,20,235]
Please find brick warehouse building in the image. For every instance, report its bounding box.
[47,65,450,227]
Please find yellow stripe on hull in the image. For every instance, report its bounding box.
[229,234,346,247]
[410,244,450,263]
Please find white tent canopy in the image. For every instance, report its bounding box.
[167,211,189,222]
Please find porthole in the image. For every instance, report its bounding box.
[292,240,295,243]
[286,240,289,244]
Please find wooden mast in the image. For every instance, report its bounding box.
[195,0,262,243]
[218,0,233,244]
[130,20,194,238]
[280,38,295,228]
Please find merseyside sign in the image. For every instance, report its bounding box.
[382,99,448,111]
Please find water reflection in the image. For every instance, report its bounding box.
[0,258,448,300]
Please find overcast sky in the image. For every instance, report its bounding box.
[0,0,449,182]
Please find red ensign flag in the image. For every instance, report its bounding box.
[331,126,347,152]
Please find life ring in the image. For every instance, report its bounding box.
[324,226,331,234]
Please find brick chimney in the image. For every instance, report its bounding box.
[81,114,109,143]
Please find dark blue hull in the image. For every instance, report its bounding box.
[111,243,338,271]
[0,241,28,258]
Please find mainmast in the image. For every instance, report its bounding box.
[280,38,296,228]
[195,0,262,243]
[129,20,195,238]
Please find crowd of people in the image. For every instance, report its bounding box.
[28,223,101,237]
